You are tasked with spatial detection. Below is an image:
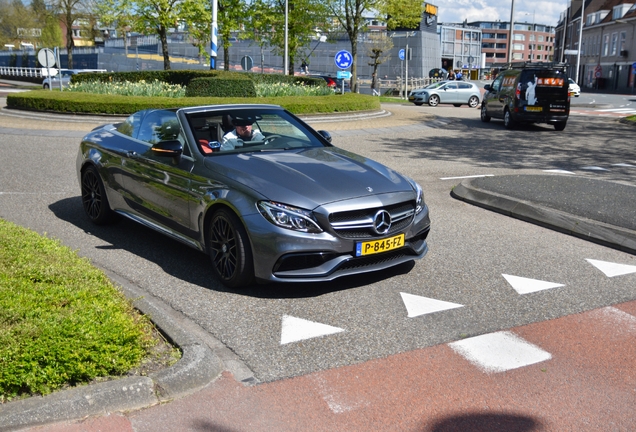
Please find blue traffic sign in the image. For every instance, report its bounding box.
[399,49,405,61]
[633,62,636,73]
[334,50,353,69]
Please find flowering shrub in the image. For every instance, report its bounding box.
[66,79,333,98]
[255,82,333,97]
[68,79,186,98]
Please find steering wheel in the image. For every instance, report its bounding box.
[263,135,282,145]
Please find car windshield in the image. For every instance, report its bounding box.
[183,108,329,155]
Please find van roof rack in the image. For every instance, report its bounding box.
[502,61,568,71]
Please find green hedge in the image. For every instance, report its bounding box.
[185,76,257,97]
[6,90,380,115]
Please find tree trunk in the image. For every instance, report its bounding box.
[65,12,74,68]
[159,26,171,70]
[350,41,358,92]
[224,45,229,71]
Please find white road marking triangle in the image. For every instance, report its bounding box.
[280,315,344,345]
[448,331,552,373]
[502,274,564,295]
[400,292,463,318]
[543,169,576,174]
[581,166,610,171]
[586,259,636,277]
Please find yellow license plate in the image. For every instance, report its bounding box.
[355,233,405,257]
[525,106,542,112]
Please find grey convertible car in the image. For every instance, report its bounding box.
[77,104,431,287]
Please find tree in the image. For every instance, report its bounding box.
[253,0,329,75]
[377,0,423,31]
[327,0,375,92]
[366,32,392,91]
[48,0,94,68]
[0,0,39,48]
[217,0,245,71]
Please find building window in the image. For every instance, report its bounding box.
[482,43,495,49]
[513,43,524,50]
[620,31,626,52]
[538,35,544,42]
[512,52,523,60]
[483,33,495,39]
[495,53,506,58]
[610,32,618,55]
[514,34,525,41]
[603,33,610,56]
[496,33,507,39]
[496,43,507,49]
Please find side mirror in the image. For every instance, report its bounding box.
[317,130,332,143]
[152,140,183,158]
[484,84,492,91]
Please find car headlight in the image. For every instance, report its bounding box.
[404,177,425,215]
[258,201,323,233]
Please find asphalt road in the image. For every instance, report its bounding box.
[0,102,635,389]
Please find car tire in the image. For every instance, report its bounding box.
[43,84,49,89]
[428,95,440,107]
[81,165,116,225]
[468,96,479,108]
[414,102,423,106]
[504,109,515,129]
[208,208,254,288]
[554,121,567,131]
[480,104,491,122]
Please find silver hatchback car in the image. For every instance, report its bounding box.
[409,81,481,108]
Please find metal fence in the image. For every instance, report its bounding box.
[0,66,44,77]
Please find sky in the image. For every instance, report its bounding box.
[436,0,571,27]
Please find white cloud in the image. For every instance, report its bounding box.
[437,0,569,27]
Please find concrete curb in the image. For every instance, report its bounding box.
[451,179,636,256]
[0,271,224,432]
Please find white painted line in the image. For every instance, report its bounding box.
[280,315,344,345]
[612,163,636,167]
[586,259,636,278]
[400,292,464,318]
[596,108,636,112]
[448,331,552,373]
[543,169,576,174]
[580,166,610,171]
[440,174,494,180]
[502,274,565,295]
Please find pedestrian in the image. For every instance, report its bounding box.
[456,70,463,80]
[448,70,455,80]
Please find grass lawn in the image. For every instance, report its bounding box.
[0,218,178,403]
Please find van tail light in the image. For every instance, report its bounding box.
[515,87,521,100]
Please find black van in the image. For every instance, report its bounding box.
[481,62,570,131]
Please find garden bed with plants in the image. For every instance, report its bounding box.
[0,218,180,403]
[6,70,380,116]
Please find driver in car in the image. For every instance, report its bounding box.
[221,115,265,151]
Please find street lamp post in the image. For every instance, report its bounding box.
[508,0,516,62]
[284,0,288,75]
[575,0,585,83]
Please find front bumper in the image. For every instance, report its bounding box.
[245,203,431,283]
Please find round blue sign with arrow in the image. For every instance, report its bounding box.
[334,50,353,69]
[399,49,405,61]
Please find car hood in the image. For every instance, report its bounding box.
[204,147,414,209]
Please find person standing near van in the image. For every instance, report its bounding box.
[456,70,463,80]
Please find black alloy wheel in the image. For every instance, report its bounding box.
[480,104,491,122]
[208,208,254,288]
[504,109,515,129]
[81,165,115,225]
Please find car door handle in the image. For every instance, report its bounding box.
[126,151,138,158]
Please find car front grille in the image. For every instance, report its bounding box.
[328,201,415,239]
